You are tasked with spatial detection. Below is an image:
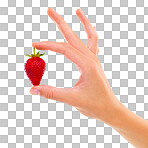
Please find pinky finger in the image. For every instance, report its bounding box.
[91,26,99,55]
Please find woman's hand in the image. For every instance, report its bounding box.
[30,8,148,148]
[30,8,121,123]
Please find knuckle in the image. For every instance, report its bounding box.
[62,43,74,55]
[46,89,54,99]
[61,43,68,55]
[57,20,64,26]
[62,42,69,48]
[88,35,98,46]
[57,20,66,27]
[90,33,98,40]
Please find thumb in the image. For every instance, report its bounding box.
[30,85,73,104]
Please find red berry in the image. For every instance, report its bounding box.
[24,48,46,86]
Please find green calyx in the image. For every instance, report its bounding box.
[25,47,45,57]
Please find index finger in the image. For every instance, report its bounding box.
[47,8,89,55]
[32,41,87,71]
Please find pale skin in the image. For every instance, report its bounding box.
[30,8,148,148]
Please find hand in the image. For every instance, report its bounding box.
[30,8,121,123]
[30,8,148,148]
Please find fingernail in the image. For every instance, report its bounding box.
[51,8,55,12]
[79,9,84,14]
[48,8,55,13]
[32,42,40,45]
[30,89,40,95]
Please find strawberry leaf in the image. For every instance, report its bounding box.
[39,53,45,56]
[25,48,45,58]
[25,54,32,57]
[36,51,40,55]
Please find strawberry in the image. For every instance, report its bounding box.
[25,47,46,86]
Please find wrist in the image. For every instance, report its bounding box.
[102,95,145,130]
[102,96,148,148]
[97,95,128,127]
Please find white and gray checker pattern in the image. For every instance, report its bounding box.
[0,0,148,147]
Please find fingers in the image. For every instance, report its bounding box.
[32,41,87,71]
[47,8,89,56]
[30,85,77,106]
[76,9,98,55]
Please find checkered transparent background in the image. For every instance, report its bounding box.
[0,0,148,147]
